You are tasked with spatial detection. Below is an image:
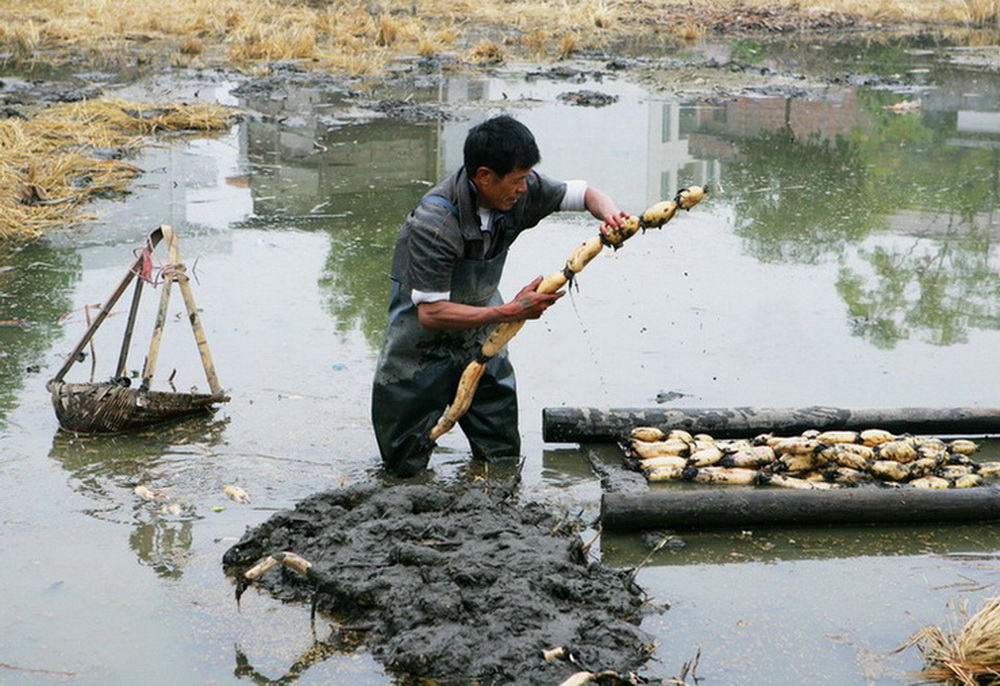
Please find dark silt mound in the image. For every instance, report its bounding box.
[222,481,660,683]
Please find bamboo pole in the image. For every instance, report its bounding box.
[114,274,144,380]
[139,226,178,391]
[427,187,707,443]
[171,233,224,397]
[49,227,164,384]
[138,224,224,397]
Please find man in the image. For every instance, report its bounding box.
[372,115,626,477]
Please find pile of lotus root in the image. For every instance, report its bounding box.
[624,427,997,489]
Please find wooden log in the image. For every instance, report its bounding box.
[601,485,1000,531]
[543,406,1000,443]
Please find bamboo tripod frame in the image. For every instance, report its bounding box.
[47,225,227,433]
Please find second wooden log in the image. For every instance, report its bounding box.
[601,484,1000,531]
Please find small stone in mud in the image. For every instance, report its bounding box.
[370,98,451,122]
[557,89,618,107]
[641,530,685,551]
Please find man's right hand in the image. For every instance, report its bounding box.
[505,275,564,321]
[417,275,564,329]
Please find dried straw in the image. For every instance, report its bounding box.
[911,596,1000,685]
[40,98,235,135]
[0,98,236,241]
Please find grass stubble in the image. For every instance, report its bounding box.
[0,99,235,240]
[906,595,1000,685]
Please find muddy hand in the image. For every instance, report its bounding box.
[603,210,629,230]
[598,211,630,246]
[512,275,564,320]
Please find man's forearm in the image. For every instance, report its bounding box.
[584,186,623,224]
[417,300,528,329]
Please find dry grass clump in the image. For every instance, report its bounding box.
[0,0,621,74]
[0,118,142,241]
[910,596,1000,685]
[41,98,235,135]
[0,99,237,241]
[559,33,580,59]
[467,39,505,65]
[960,0,1000,26]
[2,0,995,77]
[748,0,996,24]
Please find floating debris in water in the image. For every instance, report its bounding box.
[223,484,251,504]
[556,90,619,107]
[134,484,168,501]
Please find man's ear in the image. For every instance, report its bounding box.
[472,166,494,186]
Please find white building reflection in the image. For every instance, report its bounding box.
[435,74,718,210]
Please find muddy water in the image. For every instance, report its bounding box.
[4,33,1000,683]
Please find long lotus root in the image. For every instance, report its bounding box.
[427,186,707,442]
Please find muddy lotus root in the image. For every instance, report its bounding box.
[625,427,989,490]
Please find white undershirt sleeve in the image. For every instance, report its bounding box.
[559,179,588,212]
[411,288,450,305]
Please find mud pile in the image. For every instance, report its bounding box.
[222,481,658,683]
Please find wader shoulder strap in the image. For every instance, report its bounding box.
[421,195,459,220]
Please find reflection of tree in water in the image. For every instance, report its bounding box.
[835,91,1000,348]
[838,232,1000,349]
[857,87,994,220]
[725,127,882,264]
[728,32,950,79]
[235,103,439,350]
[231,184,419,352]
[727,88,1000,349]
[0,241,79,419]
[318,185,424,350]
[48,418,228,578]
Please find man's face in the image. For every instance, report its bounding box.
[474,166,532,211]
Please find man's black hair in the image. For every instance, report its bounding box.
[463,115,541,178]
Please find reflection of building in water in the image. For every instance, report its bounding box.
[58,80,251,261]
[904,68,1000,236]
[929,75,1000,151]
[237,74,725,218]
[652,102,721,203]
[688,87,865,151]
[922,65,1000,142]
[236,86,442,220]
[435,76,718,210]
